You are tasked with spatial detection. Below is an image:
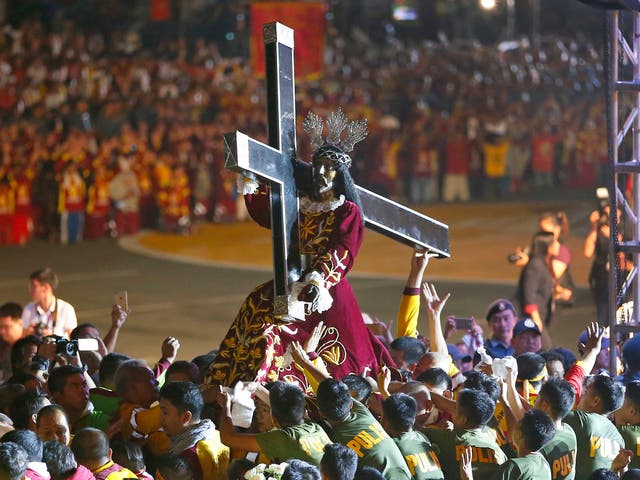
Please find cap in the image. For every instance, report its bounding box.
[447,344,472,364]
[623,335,640,368]
[513,318,541,337]
[486,299,517,321]
[577,330,611,354]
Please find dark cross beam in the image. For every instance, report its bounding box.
[224,22,450,317]
[224,23,299,318]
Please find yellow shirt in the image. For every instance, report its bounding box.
[483,142,510,178]
[119,402,170,456]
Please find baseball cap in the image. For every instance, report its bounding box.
[447,344,472,364]
[486,299,517,321]
[622,335,640,369]
[578,329,611,355]
[513,318,541,337]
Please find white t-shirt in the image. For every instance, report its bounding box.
[21,297,78,338]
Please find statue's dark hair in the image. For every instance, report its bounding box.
[331,160,363,225]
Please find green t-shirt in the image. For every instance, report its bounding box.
[539,423,577,480]
[564,410,624,479]
[73,408,111,433]
[393,430,444,480]
[330,399,411,480]
[424,426,507,480]
[89,387,121,418]
[492,452,552,480]
[256,422,331,465]
[617,424,640,469]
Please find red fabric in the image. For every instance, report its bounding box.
[151,0,170,21]
[13,177,31,214]
[531,134,560,173]
[251,3,326,79]
[446,138,471,174]
[66,465,96,480]
[209,196,395,388]
[115,211,139,236]
[84,214,107,239]
[25,467,50,480]
[139,195,156,229]
[181,447,203,480]
[564,362,586,405]
[0,88,16,111]
[154,358,171,378]
[11,214,30,244]
[412,149,435,178]
[0,214,12,245]
[93,461,128,480]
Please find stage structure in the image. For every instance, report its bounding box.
[581,0,640,374]
[223,22,450,320]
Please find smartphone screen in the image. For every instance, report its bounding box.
[77,338,99,351]
[454,317,474,330]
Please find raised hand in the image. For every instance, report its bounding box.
[422,283,451,318]
[579,321,605,354]
[111,304,128,328]
[304,321,326,354]
[290,340,310,366]
[377,365,391,397]
[161,336,180,363]
[459,446,474,480]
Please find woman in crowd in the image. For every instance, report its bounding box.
[515,231,556,336]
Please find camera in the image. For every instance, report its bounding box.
[54,337,80,356]
[596,187,610,226]
[507,248,529,264]
[45,335,99,356]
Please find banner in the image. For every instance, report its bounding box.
[251,2,326,79]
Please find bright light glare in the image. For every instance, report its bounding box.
[480,0,497,10]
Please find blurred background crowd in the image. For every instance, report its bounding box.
[0,0,609,245]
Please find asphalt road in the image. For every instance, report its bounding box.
[0,236,596,364]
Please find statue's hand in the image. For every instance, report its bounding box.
[298,284,320,313]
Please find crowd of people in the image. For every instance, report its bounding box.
[0,9,609,245]
[0,5,637,480]
[0,251,639,480]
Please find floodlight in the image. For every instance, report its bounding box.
[480,0,497,10]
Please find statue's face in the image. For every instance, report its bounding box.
[312,154,337,200]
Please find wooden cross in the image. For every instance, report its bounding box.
[224,22,450,318]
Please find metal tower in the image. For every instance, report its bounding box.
[583,1,640,373]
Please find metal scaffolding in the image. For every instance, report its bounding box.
[603,6,640,374]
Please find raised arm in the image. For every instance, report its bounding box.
[103,304,128,353]
[218,392,261,452]
[584,210,600,259]
[397,250,438,338]
[422,283,450,356]
[564,322,605,401]
[290,340,331,387]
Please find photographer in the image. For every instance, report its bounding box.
[509,211,575,306]
[584,190,621,326]
[515,231,556,338]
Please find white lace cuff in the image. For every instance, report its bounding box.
[304,271,333,313]
[237,174,259,195]
[287,282,307,321]
[288,271,333,316]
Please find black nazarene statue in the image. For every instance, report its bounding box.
[205,110,395,389]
